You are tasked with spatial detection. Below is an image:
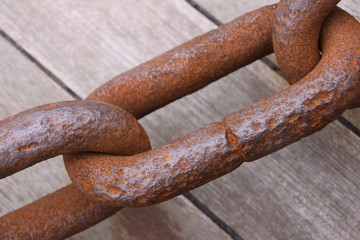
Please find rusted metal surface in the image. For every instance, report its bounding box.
[0,6,277,239]
[273,0,340,84]
[0,184,121,240]
[0,100,150,178]
[0,2,359,240]
[0,101,151,240]
[0,101,151,239]
[87,5,276,119]
[65,8,360,207]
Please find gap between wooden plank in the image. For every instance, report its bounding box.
[185,0,360,140]
[184,193,244,240]
[2,0,358,237]
[185,0,222,26]
[0,29,81,100]
[0,26,240,240]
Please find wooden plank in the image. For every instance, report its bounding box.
[187,2,360,238]
[193,0,359,22]
[0,36,73,217]
[342,109,360,130]
[192,0,360,128]
[338,0,360,20]
[73,197,231,240]
[0,0,216,99]
[1,0,359,239]
[0,36,230,240]
[193,63,360,239]
[143,59,360,239]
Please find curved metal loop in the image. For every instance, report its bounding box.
[273,0,339,84]
[1,5,278,239]
[0,100,150,178]
[1,4,359,240]
[86,5,276,119]
[65,8,360,207]
[0,101,151,239]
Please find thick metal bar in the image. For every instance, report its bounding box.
[273,0,339,84]
[0,184,120,240]
[1,4,359,240]
[0,5,276,239]
[0,101,150,178]
[65,8,360,207]
[87,5,276,119]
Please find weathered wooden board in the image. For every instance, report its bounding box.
[0,36,73,216]
[142,55,360,239]
[0,0,216,99]
[188,1,360,238]
[0,23,230,240]
[73,197,232,240]
[193,0,359,22]
[192,0,360,130]
[1,0,360,239]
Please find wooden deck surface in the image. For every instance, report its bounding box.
[0,1,359,239]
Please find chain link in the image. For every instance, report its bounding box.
[0,1,359,239]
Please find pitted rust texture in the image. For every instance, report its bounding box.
[273,0,339,84]
[0,184,121,240]
[0,4,359,240]
[0,100,150,178]
[87,5,276,119]
[226,8,360,161]
[65,8,360,207]
[0,101,151,239]
[65,123,241,206]
[0,6,277,238]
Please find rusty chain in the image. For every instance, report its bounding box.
[0,0,359,239]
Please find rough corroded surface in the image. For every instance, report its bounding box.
[226,8,360,161]
[0,184,121,240]
[87,5,276,119]
[65,123,241,207]
[65,9,360,207]
[0,100,150,178]
[0,6,278,239]
[0,101,151,239]
[273,0,339,84]
[1,4,359,240]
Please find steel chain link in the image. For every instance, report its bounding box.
[0,0,359,239]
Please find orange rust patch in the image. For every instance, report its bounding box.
[268,118,277,129]
[285,114,297,122]
[161,155,171,163]
[0,132,12,141]
[106,186,121,196]
[252,122,261,131]
[18,143,37,152]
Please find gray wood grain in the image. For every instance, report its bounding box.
[192,0,360,130]
[143,59,360,239]
[1,0,359,239]
[0,36,73,217]
[73,197,231,240]
[0,10,231,240]
[193,0,359,22]
[0,0,216,98]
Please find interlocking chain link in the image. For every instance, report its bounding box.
[0,1,359,239]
